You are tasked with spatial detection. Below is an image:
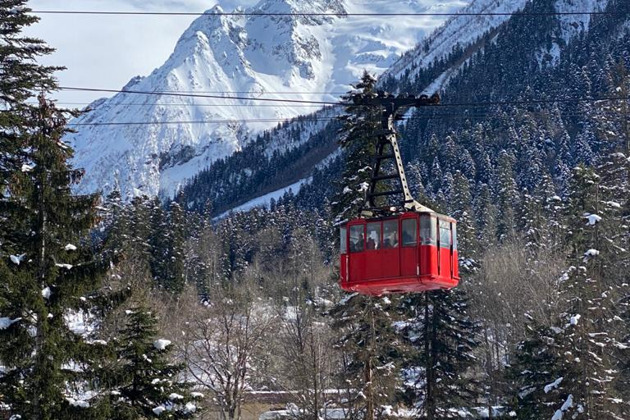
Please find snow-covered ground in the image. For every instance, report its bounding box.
[215,177,311,219]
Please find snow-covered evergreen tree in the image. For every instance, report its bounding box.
[0,0,61,196]
[330,294,402,420]
[0,96,112,419]
[332,71,380,222]
[509,318,570,419]
[109,305,198,419]
[398,290,482,419]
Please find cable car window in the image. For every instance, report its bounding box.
[452,223,458,250]
[383,220,398,248]
[420,216,436,245]
[349,225,365,253]
[439,220,451,249]
[366,222,381,250]
[402,219,417,247]
[340,227,347,254]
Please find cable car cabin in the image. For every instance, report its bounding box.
[339,212,459,296]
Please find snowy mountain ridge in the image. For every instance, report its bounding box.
[384,0,610,90]
[68,0,469,200]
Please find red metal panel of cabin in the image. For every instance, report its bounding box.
[419,245,437,277]
[365,248,383,279]
[439,247,451,281]
[400,246,417,278]
[348,249,366,284]
[380,247,400,280]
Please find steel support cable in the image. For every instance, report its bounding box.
[59,86,630,108]
[31,10,622,17]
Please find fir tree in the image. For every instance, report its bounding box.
[495,150,518,242]
[162,202,186,293]
[0,0,63,251]
[450,171,476,257]
[332,71,380,222]
[398,289,482,419]
[0,96,112,419]
[508,318,570,419]
[330,294,403,420]
[109,305,199,419]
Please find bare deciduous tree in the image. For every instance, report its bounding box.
[182,280,276,420]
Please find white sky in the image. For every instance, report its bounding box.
[27,0,259,104]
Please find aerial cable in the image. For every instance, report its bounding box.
[58,86,341,106]
[58,86,630,108]
[31,10,621,17]
[63,109,611,127]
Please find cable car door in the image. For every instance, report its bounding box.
[348,223,367,283]
[381,219,400,279]
[438,219,452,279]
[400,217,418,278]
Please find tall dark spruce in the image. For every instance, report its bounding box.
[330,294,402,420]
[109,305,198,419]
[332,70,381,223]
[0,96,113,418]
[398,290,482,419]
[0,0,62,249]
[329,73,404,420]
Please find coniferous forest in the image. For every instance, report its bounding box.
[1,0,630,419]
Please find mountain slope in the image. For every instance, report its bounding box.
[68,0,468,199]
[175,0,629,218]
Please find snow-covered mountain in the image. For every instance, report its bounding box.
[68,0,470,199]
[383,0,610,91]
[174,0,621,215]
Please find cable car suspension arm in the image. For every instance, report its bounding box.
[353,92,440,216]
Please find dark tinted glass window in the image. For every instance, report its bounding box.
[383,220,398,248]
[349,225,365,253]
[402,219,417,247]
[439,220,451,249]
[366,222,381,250]
[420,216,436,245]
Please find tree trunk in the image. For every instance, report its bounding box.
[365,303,375,420]
[425,293,434,420]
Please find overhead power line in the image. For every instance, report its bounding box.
[31,10,620,17]
[59,86,341,106]
[64,108,623,127]
[59,86,630,109]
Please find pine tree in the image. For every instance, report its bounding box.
[163,202,186,293]
[332,71,380,222]
[109,304,199,419]
[508,319,570,419]
[515,165,628,420]
[450,171,476,257]
[398,289,482,419]
[330,294,403,420]
[495,150,518,242]
[474,183,498,250]
[0,0,63,251]
[0,96,112,419]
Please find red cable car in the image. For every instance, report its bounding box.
[337,91,459,295]
[339,212,458,296]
